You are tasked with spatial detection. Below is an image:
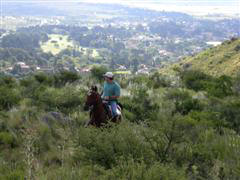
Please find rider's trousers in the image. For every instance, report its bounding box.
[109,101,117,117]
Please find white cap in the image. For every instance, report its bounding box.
[103,72,114,78]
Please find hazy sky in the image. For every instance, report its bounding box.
[2,0,240,15]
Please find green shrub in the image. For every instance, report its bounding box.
[91,65,108,82]
[35,86,84,113]
[189,111,223,129]
[120,89,159,122]
[34,72,55,86]
[0,86,21,110]
[180,70,233,98]
[149,72,171,89]
[35,123,52,153]
[180,70,211,91]
[0,76,17,88]
[122,109,136,122]
[103,159,186,180]
[218,99,240,133]
[130,75,150,86]
[54,71,80,87]
[234,44,240,51]
[233,73,240,95]
[20,76,36,87]
[37,167,83,180]
[118,77,129,89]
[4,169,25,180]
[0,132,15,146]
[74,123,153,169]
[205,75,233,98]
[165,89,203,115]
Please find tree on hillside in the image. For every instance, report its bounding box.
[1,32,42,50]
[91,65,108,82]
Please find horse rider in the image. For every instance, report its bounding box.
[102,72,121,119]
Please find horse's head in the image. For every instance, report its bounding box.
[84,85,100,111]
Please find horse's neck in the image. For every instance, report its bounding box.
[91,99,106,119]
[92,98,104,111]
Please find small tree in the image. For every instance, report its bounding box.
[54,71,80,87]
[90,65,108,82]
[180,70,211,91]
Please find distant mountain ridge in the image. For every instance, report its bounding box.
[2,1,191,19]
[3,0,239,16]
[170,38,240,77]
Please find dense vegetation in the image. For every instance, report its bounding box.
[0,68,240,179]
[0,9,239,179]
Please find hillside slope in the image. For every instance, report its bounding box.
[169,38,240,76]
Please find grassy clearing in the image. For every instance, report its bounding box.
[41,34,74,55]
[80,48,100,58]
[41,34,100,58]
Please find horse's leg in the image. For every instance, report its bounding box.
[85,112,95,127]
[118,115,122,123]
[110,115,121,123]
[111,116,117,123]
[84,119,92,127]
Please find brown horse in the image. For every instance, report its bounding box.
[84,86,121,127]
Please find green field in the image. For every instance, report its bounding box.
[41,34,100,58]
[81,47,99,58]
[41,34,74,55]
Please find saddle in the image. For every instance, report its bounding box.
[102,100,122,119]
